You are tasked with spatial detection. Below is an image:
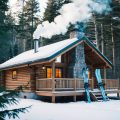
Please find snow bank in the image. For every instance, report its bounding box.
[6,99,120,120]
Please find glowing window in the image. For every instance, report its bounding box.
[46,67,62,78]
[56,68,62,78]
[47,68,52,78]
[12,70,17,79]
[88,70,91,79]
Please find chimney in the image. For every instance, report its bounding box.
[70,25,84,39]
[34,39,39,53]
[70,29,80,39]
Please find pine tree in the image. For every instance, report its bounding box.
[43,0,71,45]
[85,0,120,79]
[0,0,8,29]
[0,86,30,120]
[17,0,40,51]
[0,0,15,63]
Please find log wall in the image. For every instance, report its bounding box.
[35,65,46,79]
[0,71,5,87]
[5,67,31,91]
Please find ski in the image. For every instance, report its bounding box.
[95,69,109,101]
[82,67,91,103]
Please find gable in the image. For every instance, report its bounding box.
[84,38,112,68]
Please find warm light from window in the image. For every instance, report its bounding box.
[46,67,62,78]
[88,70,91,79]
[12,70,17,79]
[47,68,52,78]
[56,68,62,78]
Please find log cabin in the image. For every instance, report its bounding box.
[0,29,120,102]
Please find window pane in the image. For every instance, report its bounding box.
[56,68,62,78]
[88,70,91,79]
[12,71,17,79]
[47,67,62,78]
[47,68,52,78]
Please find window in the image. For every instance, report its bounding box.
[56,68,62,78]
[46,67,62,78]
[88,70,91,79]
[47,68,52,78]
[12,70,17,79]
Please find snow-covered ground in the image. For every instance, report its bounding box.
[6,98,120,120]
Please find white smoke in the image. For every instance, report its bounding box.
[33,0,111,39]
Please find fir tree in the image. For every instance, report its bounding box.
[0,0,16,63]
[17,0,40,51]
[85,0,120,79]
[0,86,30,120]
[43,0,71,45]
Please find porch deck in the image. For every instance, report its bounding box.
[36,78,120,102]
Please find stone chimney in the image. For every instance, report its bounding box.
[70,26,84,39]
[34,39,39,53]
[70,29,80,39]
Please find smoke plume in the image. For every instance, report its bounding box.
[33,0,111,39]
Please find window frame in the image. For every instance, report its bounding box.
[46,67,53,78]
[12,70,17,79]
[55,67,63,78]
[46,67,63,78]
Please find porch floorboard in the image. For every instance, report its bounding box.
[36,89,120,97]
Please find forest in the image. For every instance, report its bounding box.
[0,0,120,79]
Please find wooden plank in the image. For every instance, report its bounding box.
[52,96,55,103]
[5,67,31,91]
[52,61,55,91]
[104,67,107,89]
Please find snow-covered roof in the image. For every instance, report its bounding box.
[0,38,80,69]
[0,37,112,70]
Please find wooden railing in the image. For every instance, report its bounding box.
[36,78,92,91]
[104,79,120,90]
[36,78,53,90]
[36,78,120,91]
[55,78,85,90]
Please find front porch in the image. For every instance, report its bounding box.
[36,78,120,102]
[32,40,115,103]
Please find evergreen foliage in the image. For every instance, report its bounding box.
[43,0,71,45]
[17,0,40,51]
[85,0,120,78]
[0,0,17,63]
[0,0,120,79]
[0,86,31,120]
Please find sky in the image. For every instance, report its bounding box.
[9,0,48,18]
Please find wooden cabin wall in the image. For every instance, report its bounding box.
[63,48,77,78]
[35,65,46,79]
[0,71,5,87]
[5,67,31,91]
[29,66,36,91]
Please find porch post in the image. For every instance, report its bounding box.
[117,78,120,98]
[52,60,56,103]
[104,66,107,90]
[73,78,77,102]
